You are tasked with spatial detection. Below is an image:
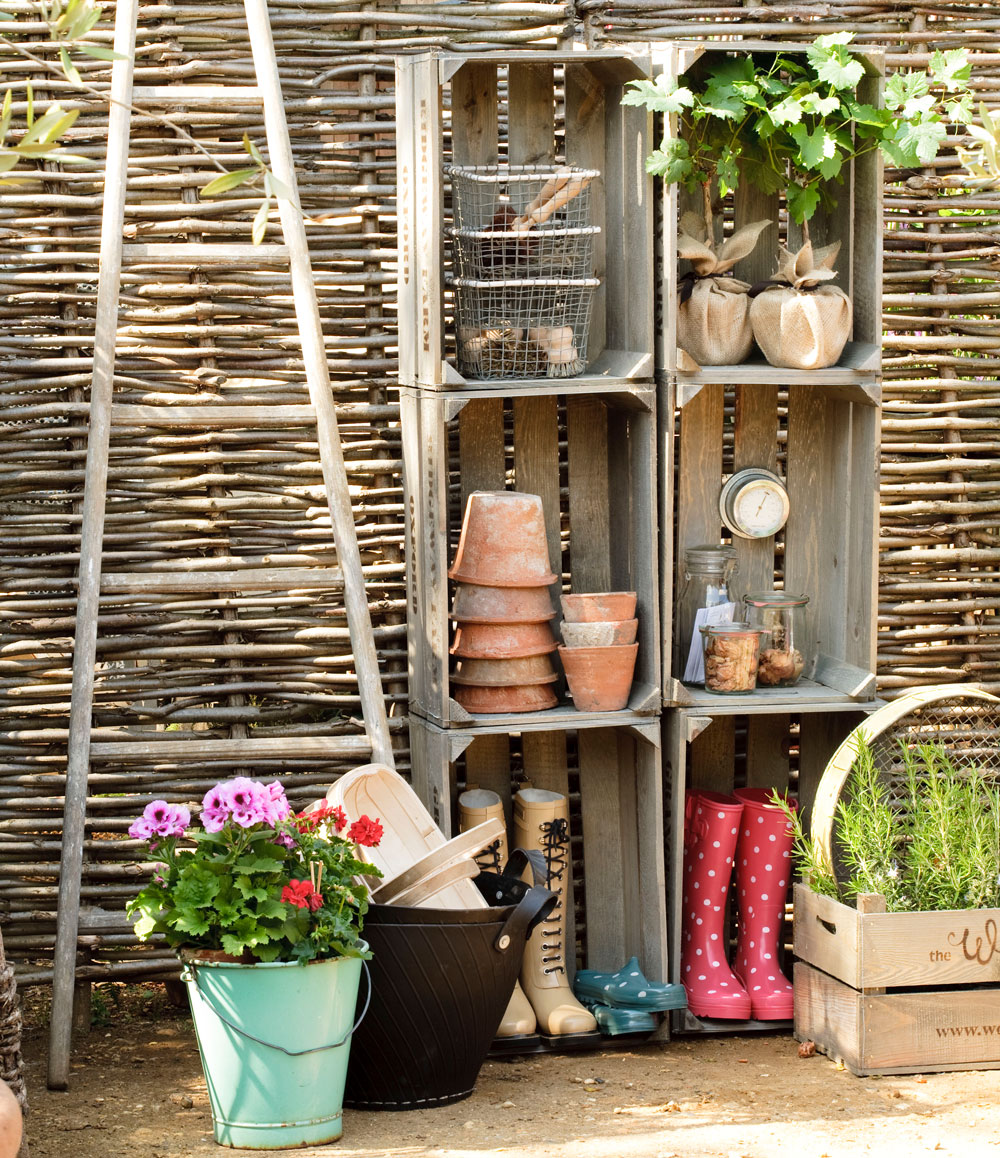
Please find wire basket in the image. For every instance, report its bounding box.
[452,277,598,380]
[446,164,600,232]
[448,225,599,281]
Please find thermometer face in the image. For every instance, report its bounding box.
[733,481,789,538]
[719,468,790,539]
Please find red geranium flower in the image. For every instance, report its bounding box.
[347,814,383,848]
[294,803,347,834]
[281,879,322,911]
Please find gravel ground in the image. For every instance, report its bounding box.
[18,983,1000,1158]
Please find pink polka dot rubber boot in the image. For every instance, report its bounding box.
[680,790,751,1020]
[732,788,797,1020]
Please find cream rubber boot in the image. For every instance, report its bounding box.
[458,787,509,872]
[458,788,536,1038]
[513,788,598,1037]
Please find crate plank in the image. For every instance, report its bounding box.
[566,62,608,361]
[508,62,555,165]
[689,715,735,795]
[797,712,860,831]
[566,396,611,592]
[795,962,1000,1076]
[580,727,629,971]
[732,383,780,598]
[745,714,790,791]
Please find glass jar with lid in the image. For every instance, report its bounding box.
[674,544,739,682]
[742,591,811,687]
[700,622,767,694]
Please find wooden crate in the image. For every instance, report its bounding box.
[655,42,884,714]
[664,707,873,1033]
[409,714,667,983]
[395,49,654,389]
[401,383,661,729]
[794,884,1000,1075]
[664,378,881,710]
[654,40,884,382]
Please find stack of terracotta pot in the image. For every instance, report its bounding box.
[449,491,559,713]
[558,592,638,712]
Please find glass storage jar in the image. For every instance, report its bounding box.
[700,622,767,695]
[742,591,812,687]
[675,545,739,681]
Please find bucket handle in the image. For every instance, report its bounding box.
[181,959,371,1057]
[493,880,556,954]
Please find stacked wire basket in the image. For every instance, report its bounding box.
[446,165,601,380]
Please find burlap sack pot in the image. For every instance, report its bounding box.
[749,240,852,370]
[676,212,771,367]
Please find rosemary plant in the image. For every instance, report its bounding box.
[773,737,1000,913]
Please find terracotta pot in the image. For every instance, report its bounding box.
[449,491,557,587]
[560,591,637,623]
[558,643,638,712]
[452,583,556,624]
[451,653,558,687]
[453,682,559,714]
[450,620,557,659]
[561,618,638,648]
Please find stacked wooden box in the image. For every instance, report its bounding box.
[396,48,667,987]
[654,42,885,1032]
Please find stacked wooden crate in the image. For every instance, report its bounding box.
[396,49,667,983]
[654,42,885,1032]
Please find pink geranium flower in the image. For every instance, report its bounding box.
[128,800,189,840]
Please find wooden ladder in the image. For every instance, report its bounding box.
[47,0,394,1088]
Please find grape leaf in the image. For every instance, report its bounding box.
[768,96,804,127]
[790,123,837,170]
[622,77,694,115]
[786,182,821,224]
[930,49,972,93]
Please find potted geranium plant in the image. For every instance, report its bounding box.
[127,777,383,1149]
[624,34,973,368]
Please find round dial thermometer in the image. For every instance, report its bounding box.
[719,468,790,540]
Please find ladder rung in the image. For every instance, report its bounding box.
[132,85,263,105]
[111,405,318,428]
[121,243,290,266]
[90,736,372,761]
[100,568,344,594]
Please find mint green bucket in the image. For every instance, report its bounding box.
[183,955,366,1149]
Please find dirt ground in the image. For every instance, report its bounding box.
[19,984,1000,1158]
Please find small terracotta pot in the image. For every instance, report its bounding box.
[452,653,557,687]
[454,682,559,714]
[558,642,638,712]
[449,491,557,587]
[560,591,637,623]
[561,618,638,648]
[450,620,557,659]
[452,583,556,624]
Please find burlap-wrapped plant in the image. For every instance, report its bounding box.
[749,240,851,370]
[677,211,771,366]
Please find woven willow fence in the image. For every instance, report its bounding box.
[1,0,998,986]
[0,0,572,985]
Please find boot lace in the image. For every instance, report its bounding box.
[539,817,568,975]
[474,837,503,874]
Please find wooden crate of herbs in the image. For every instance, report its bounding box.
[794,883,1000,1076]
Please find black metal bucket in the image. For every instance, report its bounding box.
[344,859,553,1110]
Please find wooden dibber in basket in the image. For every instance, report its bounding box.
[511,171,591,232]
